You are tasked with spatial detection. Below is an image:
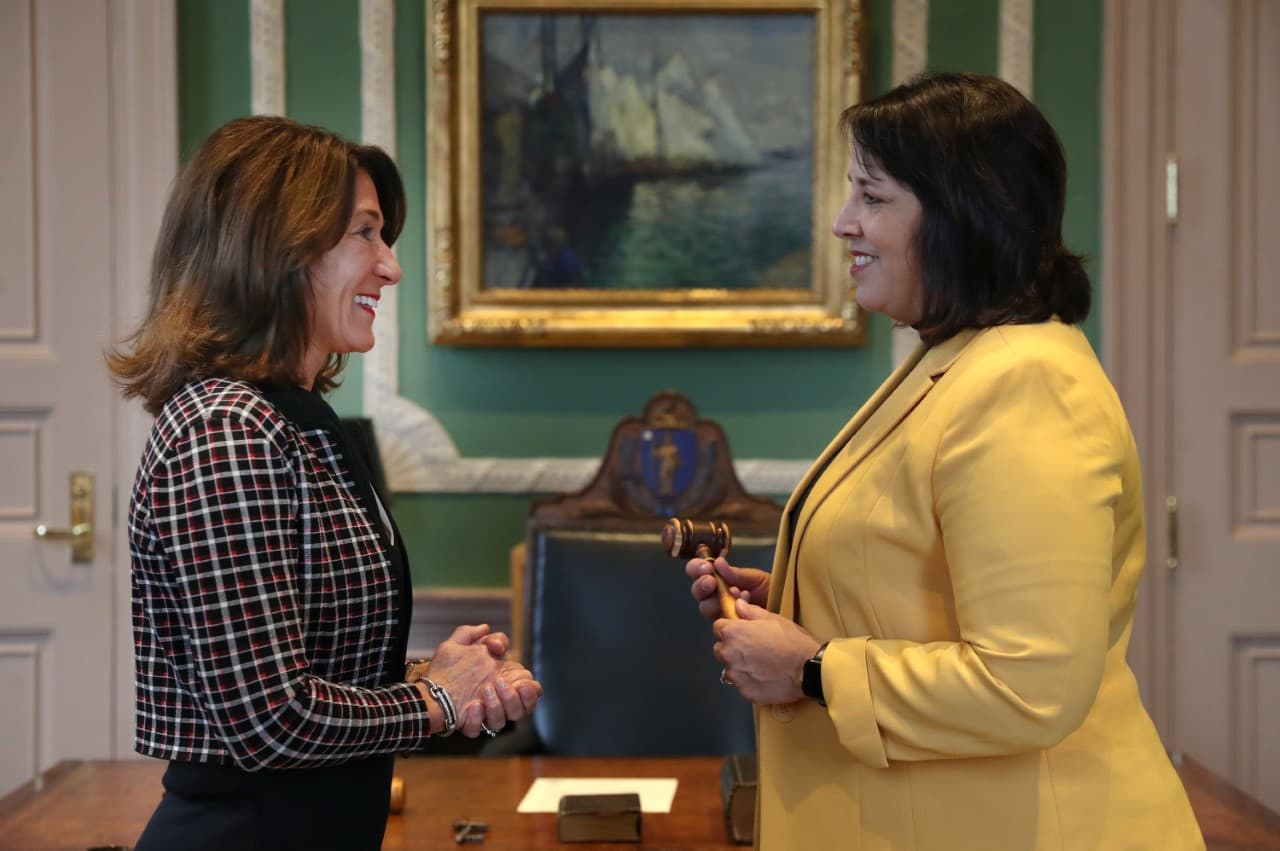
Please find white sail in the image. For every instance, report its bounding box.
[587,63,658,163]
[584,47,760,173]
[656,88,717,163]
[701,78,763,167]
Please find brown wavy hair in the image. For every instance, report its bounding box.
[108,115,405,414]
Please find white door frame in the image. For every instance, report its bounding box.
[106,0,177,758]
[1101,0,1178,747]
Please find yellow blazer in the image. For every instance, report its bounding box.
[757,321,1203,850]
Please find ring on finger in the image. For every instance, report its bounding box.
[480,722,498,737]
[719,668,734,686]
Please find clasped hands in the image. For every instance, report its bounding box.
[686,557,822,706]
[409,625,542,738]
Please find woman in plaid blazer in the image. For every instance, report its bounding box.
[109,116,541,850]
[687,74,1203,850]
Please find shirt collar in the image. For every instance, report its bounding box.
[259,383,342,432]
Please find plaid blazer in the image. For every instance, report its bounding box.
[129,378,430,769]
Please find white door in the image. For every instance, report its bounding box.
[1168,0,1280,811]
[0,0,173,796]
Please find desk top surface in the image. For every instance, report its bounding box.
[1,754,1278,850]
[0,755,736,850]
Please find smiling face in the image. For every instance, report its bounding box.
[301,170,402,386]
[830,148,925,325]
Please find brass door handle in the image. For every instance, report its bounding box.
[32,471,95,562]
[34,522,92,540]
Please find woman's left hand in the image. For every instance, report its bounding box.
[713,598,822,705]
[473,660,542,733]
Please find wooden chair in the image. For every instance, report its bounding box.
[497,392,782,757]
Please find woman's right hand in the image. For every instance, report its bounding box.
[686,556,770,620]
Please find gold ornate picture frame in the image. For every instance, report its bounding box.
[427,0,866,347]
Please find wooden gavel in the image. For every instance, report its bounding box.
[661,517,739,620]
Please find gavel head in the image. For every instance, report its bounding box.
[661,517,732,560]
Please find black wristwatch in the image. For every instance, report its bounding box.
[802,641,829,706]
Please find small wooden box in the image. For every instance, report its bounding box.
[556,793,642,843]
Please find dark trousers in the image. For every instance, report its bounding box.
[134,756,394,851]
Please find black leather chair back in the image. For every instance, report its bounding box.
[527,529,775,756]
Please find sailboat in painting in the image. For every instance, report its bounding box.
[581,38,763,178]
[482,14,812,291]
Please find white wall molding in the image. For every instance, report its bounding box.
[999,0,1035,97]
[250,0,285,115]
[406,588,512,658]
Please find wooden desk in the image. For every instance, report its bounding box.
[0,756,734,850]
[1,755,1277,850]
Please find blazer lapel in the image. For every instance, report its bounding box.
[766,344,925,613]
[769,329,979,618]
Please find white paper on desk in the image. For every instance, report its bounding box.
[516,777,678,813]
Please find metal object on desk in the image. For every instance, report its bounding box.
[452,819,488,844]
[390,775,406,814]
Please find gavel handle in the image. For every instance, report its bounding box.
[697,545,739,620]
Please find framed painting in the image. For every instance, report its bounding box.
[427,0,866,346]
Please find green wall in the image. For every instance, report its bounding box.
[177,0,1102,588]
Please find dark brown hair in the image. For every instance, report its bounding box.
[839,72,1090,344]
[108,115,405,414]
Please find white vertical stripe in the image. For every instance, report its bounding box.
[892,0,929,86]
[250,0,285,115]
[360,0,396,154]
[999,0,1035,97]
[890,0,928,365]
[360,0,399,417]
[356,0,464,490]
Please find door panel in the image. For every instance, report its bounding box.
[1171,0,1280,811]
[0,0,116,796]
[0,0,35,340]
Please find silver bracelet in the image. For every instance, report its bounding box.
[419,677,457,737]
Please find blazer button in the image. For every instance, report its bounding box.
[771,702,796,723]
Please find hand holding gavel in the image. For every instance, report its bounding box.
[661,517,739,620]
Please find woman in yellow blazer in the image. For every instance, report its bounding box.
[688,73,1203,850]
